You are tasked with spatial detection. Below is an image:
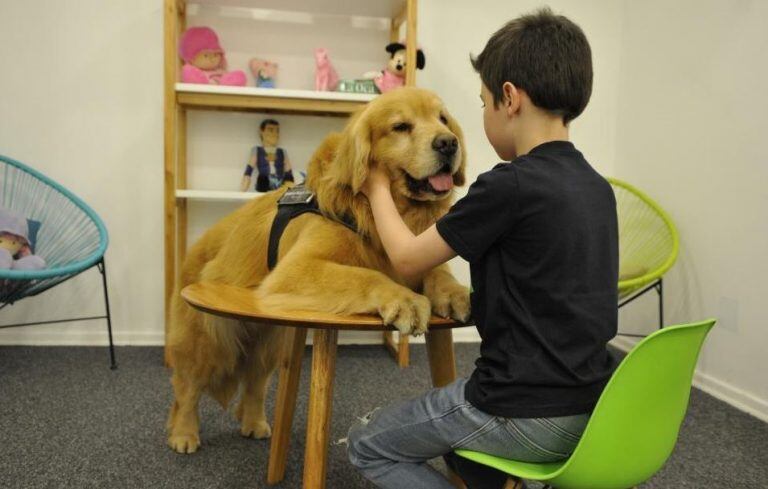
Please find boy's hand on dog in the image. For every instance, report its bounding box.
[360,164,391,198]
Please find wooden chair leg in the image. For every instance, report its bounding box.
[267,327,307,484]
[382,330,410,368]
[303,328,338,489]
[425,329,457,387]
[397,331,410,367]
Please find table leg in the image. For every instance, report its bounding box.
[425,329,457,388]
[267,327,307,484]
[425,329,465,488]
[303,329,338,489]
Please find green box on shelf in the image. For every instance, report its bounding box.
[336,79,379,94]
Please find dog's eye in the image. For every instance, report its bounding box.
[392,122,413,133]
[439,114,448,125]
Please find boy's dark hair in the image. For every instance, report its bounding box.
[260,119,279,131]
[471,7,593,124]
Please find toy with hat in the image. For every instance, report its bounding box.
[178,26,246,86]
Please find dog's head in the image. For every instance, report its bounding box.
[330,87,466,202]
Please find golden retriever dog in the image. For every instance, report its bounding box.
[166,87,471,454]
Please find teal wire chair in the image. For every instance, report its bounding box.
[609,178,679,332]
[0,154,115,368]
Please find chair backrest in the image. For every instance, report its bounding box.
[552,319,716,489]
[0,155,108,304]
[608,178,679,294]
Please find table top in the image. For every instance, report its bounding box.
[181,282,471,331]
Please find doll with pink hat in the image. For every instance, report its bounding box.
[179,27,246,86]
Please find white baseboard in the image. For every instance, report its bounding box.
[610,336,768,423]
[0,326,481,346]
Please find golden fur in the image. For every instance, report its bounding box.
[166,87,471,454]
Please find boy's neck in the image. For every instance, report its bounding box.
[513,113,570,158]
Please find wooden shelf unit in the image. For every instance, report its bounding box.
[164,0,419,367]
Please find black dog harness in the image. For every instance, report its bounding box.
[267,184,359,270]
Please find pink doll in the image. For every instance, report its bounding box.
[249,58,278,88]
[0,208,45,271]
[178,27,246,86]
[314,48,339,91]
[373,42,426,93]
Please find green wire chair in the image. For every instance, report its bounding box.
[0,154,115,369]
[455,318,716,489]
[609,178,679,331]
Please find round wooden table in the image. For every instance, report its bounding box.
[182,282,472,489]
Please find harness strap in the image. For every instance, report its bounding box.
[267,185,359,271]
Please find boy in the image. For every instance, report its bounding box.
[347,7,619,489]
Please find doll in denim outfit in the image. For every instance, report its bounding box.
[241,119,295,192]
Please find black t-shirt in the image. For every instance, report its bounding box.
[436,141,618,418]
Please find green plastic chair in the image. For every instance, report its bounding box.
[609,178,679,330]
[455,319,716,489]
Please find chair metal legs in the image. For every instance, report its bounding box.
[617,277,664,337]
[97,258,117,370]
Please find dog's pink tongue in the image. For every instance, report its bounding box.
[428,173,454,191]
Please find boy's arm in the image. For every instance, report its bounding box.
[364,170,456,281]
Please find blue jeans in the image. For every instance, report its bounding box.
[347,378,589,489]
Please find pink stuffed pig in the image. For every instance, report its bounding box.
[314,48,339,92]
[179,27,246,86]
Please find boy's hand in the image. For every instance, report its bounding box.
[360,165,390,198]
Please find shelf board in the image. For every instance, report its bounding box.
[176,189,264,202]
[187,0,406,19]
[176,84,376,116]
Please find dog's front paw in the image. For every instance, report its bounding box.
[376,288,431,336]
[424,276,471,323]
[168,433,200,454]
[240,419,272,439]
[435,285,471,323]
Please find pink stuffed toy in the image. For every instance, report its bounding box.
[179,27,246,86]
[373,42,426,93]
[314,48,339,91]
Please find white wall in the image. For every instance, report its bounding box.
[611,0,768,421]
[0,0,164,345]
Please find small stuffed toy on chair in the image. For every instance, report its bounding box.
[0,207,45,270]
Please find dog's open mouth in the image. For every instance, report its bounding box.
[404,169,454,195]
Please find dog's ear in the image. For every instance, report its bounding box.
[331,109,372,194]
[445,110,466,186]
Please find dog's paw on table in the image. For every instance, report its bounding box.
[376,289,431,336]
[430,285,470,323]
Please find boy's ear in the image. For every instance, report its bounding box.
[502,81,521,116]
[331,109,371,194]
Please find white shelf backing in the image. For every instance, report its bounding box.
[176,189,264,201]
[176,83,378,103]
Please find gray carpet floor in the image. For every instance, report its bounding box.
[0,343,766,489]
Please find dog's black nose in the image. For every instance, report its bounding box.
[432,135,458,157]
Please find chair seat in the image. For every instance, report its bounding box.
[455,449,566,480]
